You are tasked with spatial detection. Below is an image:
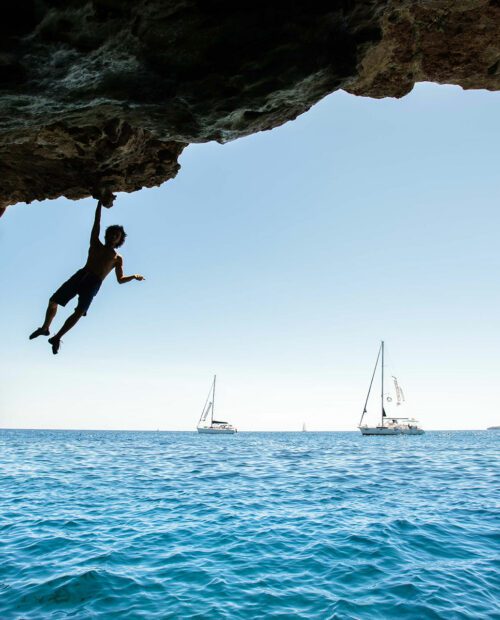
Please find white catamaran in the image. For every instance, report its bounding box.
[197,375,237,434]
[358,341,424,436]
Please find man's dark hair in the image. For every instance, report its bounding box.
[105,225,127,247]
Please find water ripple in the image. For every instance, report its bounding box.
[0,430,498,618]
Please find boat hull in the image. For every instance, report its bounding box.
[359,426,424,436]
[197,427,237,434]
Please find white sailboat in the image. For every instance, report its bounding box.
[197,375,237,434]
[358,341,424,436]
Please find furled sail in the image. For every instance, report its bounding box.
[392,376,405,406]
[200,401,212,423]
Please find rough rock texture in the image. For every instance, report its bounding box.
[350,0,500,97]
[1,0,499,214]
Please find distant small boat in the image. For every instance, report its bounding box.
[358,341,424,436]
[302,422,307,432]
[197,375,237,434]
[487,426,500,430]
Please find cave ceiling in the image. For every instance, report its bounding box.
[1,0,498,214]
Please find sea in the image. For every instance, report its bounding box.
[0,429,498,619]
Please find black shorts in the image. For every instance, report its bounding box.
[50,268,102,315]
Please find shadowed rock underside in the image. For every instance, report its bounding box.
[1,0,498,214]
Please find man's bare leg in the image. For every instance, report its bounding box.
[42,301,58,331]
[48,309,84,354]
[29,300,58,339]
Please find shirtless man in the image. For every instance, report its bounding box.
[29,190,144,354]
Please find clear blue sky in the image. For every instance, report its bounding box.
[1,83,499,431]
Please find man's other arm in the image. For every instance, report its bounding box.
[114,256,145,284]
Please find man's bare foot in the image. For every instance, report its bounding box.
[48,336,61,354]
[29,328,50,340]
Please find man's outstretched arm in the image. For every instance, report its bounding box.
[90,200,102,245]
[115,256,145,284]
[90,189,115,245]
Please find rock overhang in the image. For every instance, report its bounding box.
[0,0,498,214]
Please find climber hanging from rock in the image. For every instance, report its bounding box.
[29,189,145,354]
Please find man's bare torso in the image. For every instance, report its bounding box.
[85,239,119,280]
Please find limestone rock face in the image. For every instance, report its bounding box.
[1,0,499,213]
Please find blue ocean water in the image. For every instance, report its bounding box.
[0,430,498,619]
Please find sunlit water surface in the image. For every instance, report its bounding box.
[0,430,498,619]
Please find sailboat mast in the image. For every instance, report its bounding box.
[381,340,385,426]
[359,343,382,427]
[199,379,213,427]
[211,375,216,424]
